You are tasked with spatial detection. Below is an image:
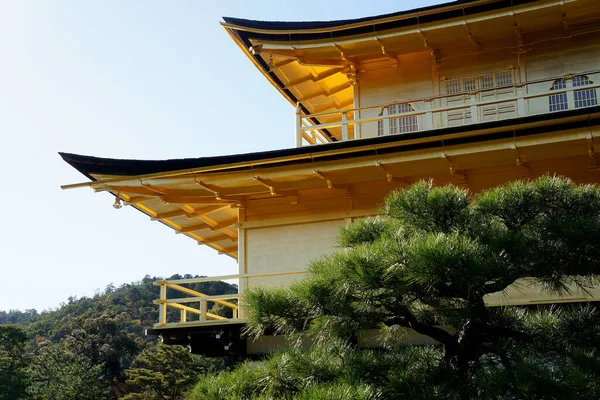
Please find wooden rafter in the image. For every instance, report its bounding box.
[197,234,232,244]
[298,81,351,102]
[218,246,238,255]
[161,196,239,205]
[210,217,238,231]
[176,222,210,233]
[283,68,346,89]
[311,98,354,114]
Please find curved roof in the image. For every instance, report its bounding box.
[62,106,600,182]
[222,0,574,142]
[222,0,537,40]
[222,0,480,31]
[61,106,600,259]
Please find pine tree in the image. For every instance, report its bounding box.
[233,177,600,399]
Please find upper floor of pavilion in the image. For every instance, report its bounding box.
[223,0,600,146]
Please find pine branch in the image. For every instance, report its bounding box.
[384,306,456,349]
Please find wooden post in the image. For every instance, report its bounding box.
[516,85,526,117]
[200,300,207,321]
[237,207,247,319]
[566,75,575,110]
[180,309,187,323]
[295,103,303,147]
[425,100,433,130]
[158,282,167,326]
[341,111,349,141]
[470,93,479,123]
[353,82,361,139]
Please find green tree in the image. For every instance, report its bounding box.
[27,341,109,400]
[61,313,145,398]
[124,343,221,400]
[0,325,29,400]
[217,177,600,399]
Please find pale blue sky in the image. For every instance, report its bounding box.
[0,0,445,311]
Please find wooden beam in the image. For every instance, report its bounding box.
[298,81,351,102]
[124,196,155,204]
[165,283,238,310]
[151,205,231,221]
[209,217,238,231]
[297,57,348,68]
[162,302,227,320]
[284,68,346,88]
[375,38,399,62]
[311,98,354,114]
[375,161,394,182]
[161,196,239,205]
[151,209,188,220]
[198,234,232,245]
[218,246,238,256]
[155,294,241,304]
[253,176,278,195]
[270,58,296,69]
[194,178,223,200]
[105,186,162,197]
[176,222,211,233]
[197,204,231,215]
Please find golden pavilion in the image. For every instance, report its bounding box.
[62,0,600,356]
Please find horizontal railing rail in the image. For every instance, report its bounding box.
[296,70,600,146]
[153,271,310,328]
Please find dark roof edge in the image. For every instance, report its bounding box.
[60,105,600,180]
[222,0,478,31]
[223,0,541,41]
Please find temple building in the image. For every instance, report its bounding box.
[61,0,600,356]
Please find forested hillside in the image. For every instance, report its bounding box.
[0,274,237,399]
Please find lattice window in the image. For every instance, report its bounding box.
[480,74,494,89]
[378,103,418,136]
[445,80,461,95]
[495,71,513,87]
[549,78,568,112]
[463,77,476,92]
[573,75,592,87]
[573,75,597,108]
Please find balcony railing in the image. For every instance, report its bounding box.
[295,70,600,146]
[153,271,310,329]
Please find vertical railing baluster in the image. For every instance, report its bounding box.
[382,107,390,136]
[470,93,479,123]
[516,84,526,116]
[295,103,303,147]
[158,281,167,326]
[200,299,207,321]
[180,309,187,324]
[566,75,575,109]
[425,100,433,130]
[341,111,349,141]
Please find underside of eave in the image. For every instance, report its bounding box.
[222,0,596,136]
[61,108,600,262]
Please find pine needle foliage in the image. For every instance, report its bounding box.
[233,177,600,399]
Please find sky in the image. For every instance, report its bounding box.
[0,0,446,311]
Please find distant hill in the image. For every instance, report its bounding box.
[1,274,238,339]
[0,274,238,399]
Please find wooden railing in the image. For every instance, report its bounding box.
[153,271,310,329]
[295,70,600,146]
